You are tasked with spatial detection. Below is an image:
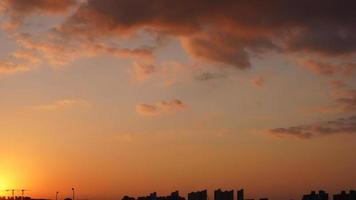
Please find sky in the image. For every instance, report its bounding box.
[0,0,356,200]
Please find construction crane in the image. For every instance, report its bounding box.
[4,189,29,200]
[72,188,75,200]
[20,189,30,200]
[5,189,15,200]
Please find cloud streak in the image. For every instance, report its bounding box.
[1,0,77,29]
[194,72,227,81]
[0,60,29,74]
[13,32,154,66]
[267,115,356,139]
[136,99,186,116]
[132,62,156,81]
[302,60,355,76]
[33,99,91,111]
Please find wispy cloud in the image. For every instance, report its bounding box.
[302,60,355,76]
[0,0,77,30]
[136,99,186,116]
[32,99,91,111]
[266,115,356,139]
[308,80,356,114]
[251,76,265,88]
[13,33,154,67]
[194,72,227,81]
[0,60,29,74]
[132,62,156,81]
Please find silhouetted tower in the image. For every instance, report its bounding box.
[20,190,26,200]
[188,190,207,200]
[302,191,328,200]
[333,190,356,200]
[168,191,185,200]
[5,189,15,200]
[137,192,158,200]
[122,196,136,200]
[237,189,244,200]
[351,190,356,200]
[214,189,234,200]
[319,191,328,200]
[150,193,157,200]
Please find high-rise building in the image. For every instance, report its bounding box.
[137,192,157,200]
[333,190,356,200]
[188,190,207,200]
[214,189,234,200]
[167,191,185,200]
[302,191,328,200]
[237,189,244,200]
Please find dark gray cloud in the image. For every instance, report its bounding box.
[268,115,356,139]
[55,0,356,69]
[1,0,356,69]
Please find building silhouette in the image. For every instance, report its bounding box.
[166,191,185,200]
[237,189,244,200]
[119,188,356,200]
[123,191,185,200]
[188,190,207,200]
[333,190,356,200]
[214,189,234,200]
[302,191,329,200]
[156,191,185,200]
[122,196,136,200]
[137,192,157,200]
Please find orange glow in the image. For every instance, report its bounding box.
[0,176,11,196]
[0,0,355,199]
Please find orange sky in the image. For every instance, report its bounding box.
[0,1,356,200]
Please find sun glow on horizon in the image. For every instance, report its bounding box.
[0,178,9,196]
[0,171,18,195]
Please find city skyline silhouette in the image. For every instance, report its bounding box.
[1,189,356,200]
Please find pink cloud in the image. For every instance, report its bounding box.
[13,33,154,67]
[132,62,156,81]
[1,0,77,30]
[251,76,265,88]
[301,60,355,76]
[0,60,29,74]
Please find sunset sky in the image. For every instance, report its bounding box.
[0,1,355,200]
